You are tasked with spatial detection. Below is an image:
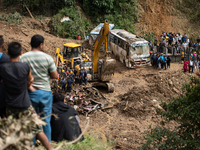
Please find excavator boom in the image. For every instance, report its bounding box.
[91,20,116,92]
[93,20,110,73]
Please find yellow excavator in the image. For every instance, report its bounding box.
[87,20,116,92]
[56,43,90,69]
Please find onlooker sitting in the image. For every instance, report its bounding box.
[51,93,84,142]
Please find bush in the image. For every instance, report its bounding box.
[0,12,23,25]
[51,6,93,39]
[80,0,138,34]
[140,77,200,149]
[3,0,72,15]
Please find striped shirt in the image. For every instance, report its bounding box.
[20,51,57,91]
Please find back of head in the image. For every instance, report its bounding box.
[31,34,44,48]
[8,42,22,58]
[53,93,64,103]
[0,35,4,47]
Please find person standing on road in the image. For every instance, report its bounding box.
[163,54,167,70]
[20,35,59,142]
[183,60,189,73]
[167,55,171,69]
[0,42,53,150]
[188,56,194,73]
[0,35,9,118]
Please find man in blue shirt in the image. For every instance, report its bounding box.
[0,35,9,118]
[163,55,167,70]
[160,53,164,69]
[182,33,187,43]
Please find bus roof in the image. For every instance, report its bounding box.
[63,43,81,48]
[110,29,147,44]
[90,23,115,35]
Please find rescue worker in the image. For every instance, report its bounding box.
[67,77,73,92]
[70,70,75,82]
[84,69,87,85]
[62,70,67,80]
[79,69,83,85]
[61,79,66,92]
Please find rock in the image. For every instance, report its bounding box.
[168,80,173,86]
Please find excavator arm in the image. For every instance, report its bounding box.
[93,20,109,73]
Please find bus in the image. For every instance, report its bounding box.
[109,29,150,68]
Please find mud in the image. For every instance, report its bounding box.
[80,62,193,149]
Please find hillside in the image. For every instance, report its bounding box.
[135,0,200,39]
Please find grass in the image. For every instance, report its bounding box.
[37,134,114,150]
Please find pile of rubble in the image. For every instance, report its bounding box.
[51,81,113,114]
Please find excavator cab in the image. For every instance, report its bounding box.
[63,43,82,59]
[62,43,83,68]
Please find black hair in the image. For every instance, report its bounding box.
[53,93,64,103]
[31,34,44,48]
[0,35,4,47]
[8,42,22,58]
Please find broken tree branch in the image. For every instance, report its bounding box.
[25,6,35,20]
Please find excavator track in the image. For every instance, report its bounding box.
[91,82,114,93]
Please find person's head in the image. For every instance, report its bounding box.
[184,41,186,43]
[31,34,44,50]
[0,35,4,52]
[53,93,64,103]
[8,42,22,59]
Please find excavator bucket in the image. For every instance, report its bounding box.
[100,58,116,82]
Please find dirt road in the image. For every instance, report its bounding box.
[80,62,192,149]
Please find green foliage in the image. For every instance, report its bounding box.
[140,77,200,150]
[80,0,138,34]
[62,134,113,150]
[3,0,72,15]
[144,32,155,42]
[0,12,23,25]
[52,6,93,39]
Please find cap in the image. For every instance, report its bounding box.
[62,70,64,73]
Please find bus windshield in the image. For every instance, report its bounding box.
[130,43,149,56]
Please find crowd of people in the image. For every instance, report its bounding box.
[0,35,83,149]
[149,32,200,55]
[151,52,171,70]
[183,52,200,74]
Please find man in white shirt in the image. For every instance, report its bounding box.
[182,41,188,54]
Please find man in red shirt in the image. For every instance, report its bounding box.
[76,34,81,40]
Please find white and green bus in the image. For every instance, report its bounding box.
[109,29,150,68]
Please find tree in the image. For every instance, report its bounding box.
[140,77,200,150]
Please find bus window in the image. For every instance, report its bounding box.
[118,38,121,46]
[114,36,118,44]
[110,35,114,43]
